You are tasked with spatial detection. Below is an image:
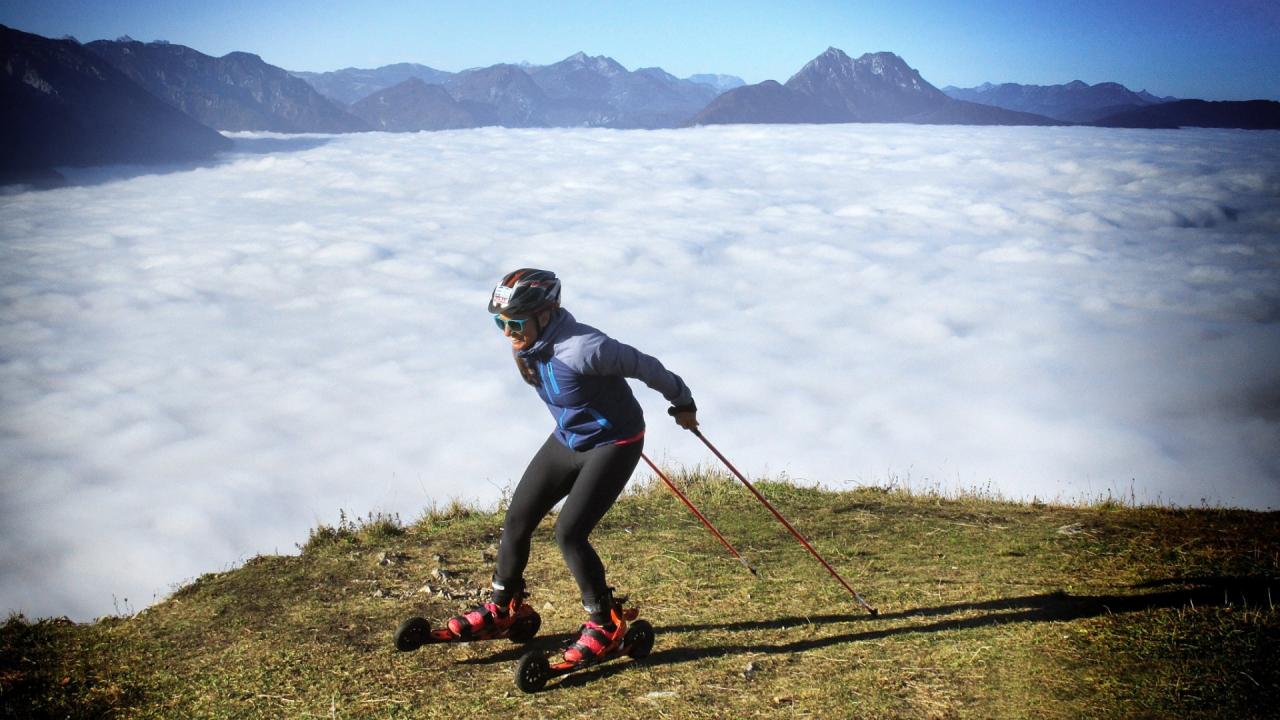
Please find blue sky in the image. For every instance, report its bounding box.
[2,1,1278,100]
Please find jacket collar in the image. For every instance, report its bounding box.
[517,308,572,360]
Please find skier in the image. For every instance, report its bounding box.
[447,268,698,664]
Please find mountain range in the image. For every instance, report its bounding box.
[523,52,719,128]
[291,58,744,114]
[0,25,232,187]
[307,52,724,130]
[83,37,369,133]
[292,63,454,105]
[5,24,1279,187]
[942,80,1179,123]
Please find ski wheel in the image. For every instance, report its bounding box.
[515,651,551,693]
[624,619,655,659]
[507,611,541,643]
[394,617,431,652]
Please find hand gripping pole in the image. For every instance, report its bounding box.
[693,430,878,616]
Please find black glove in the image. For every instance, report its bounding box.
[667,401,697,416]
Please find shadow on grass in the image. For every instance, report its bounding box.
[503,575,1275,692]
[456,630,579,665]
[647,575,1275,664]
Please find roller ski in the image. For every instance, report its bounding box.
[514,599,655,693]
[394,594,541,651]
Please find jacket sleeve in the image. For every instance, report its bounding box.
[585,336,694,407]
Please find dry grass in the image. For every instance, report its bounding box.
[3,469,1277,718]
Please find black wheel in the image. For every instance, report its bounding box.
[624,619,654,659]
[394,617,431,652]
[507,611,542,643]
[515,651,551,693]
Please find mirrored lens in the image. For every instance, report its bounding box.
[493,315,527,332]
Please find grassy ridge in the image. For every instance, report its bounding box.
[3,470,1278,719]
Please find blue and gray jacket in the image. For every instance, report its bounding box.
[516,309,694,451]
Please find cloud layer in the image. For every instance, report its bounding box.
[2,125,1278,620]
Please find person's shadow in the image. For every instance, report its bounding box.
[464,575,1275,691]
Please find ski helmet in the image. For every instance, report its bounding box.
[488,268,561,317]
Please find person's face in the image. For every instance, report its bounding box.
[496,313,538,351]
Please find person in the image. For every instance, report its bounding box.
[447,268,698,663]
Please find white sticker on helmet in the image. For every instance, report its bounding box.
[492,284,515,308]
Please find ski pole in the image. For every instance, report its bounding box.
[640,452,757,576]
[692,429,879,616]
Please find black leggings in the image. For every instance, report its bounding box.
[494,433,643,612]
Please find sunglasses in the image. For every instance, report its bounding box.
[493,315,530,333]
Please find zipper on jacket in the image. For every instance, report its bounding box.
[546,362,561,395]
[539,362,552,396]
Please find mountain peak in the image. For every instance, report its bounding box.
[784,47,949,121]
[796,48,918,85]
[349,77,475,131]
[636,66,678,83]
[795,47,856,81]
[223,51,264,64]
[685,73,746,92]
[856,51,913,79]
[812,47,854,69]
[554,51,627,78]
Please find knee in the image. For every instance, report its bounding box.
[554,519,586,551]
[502,508,540,544]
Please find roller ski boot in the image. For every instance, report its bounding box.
[394,593,541,651]
[514,597,654,693]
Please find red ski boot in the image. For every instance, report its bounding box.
[514,598,655,692]
[448,597,522,639]
[394,594,540,651]
[563,617,627,664]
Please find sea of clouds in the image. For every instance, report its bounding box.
[2,124,1278,620]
